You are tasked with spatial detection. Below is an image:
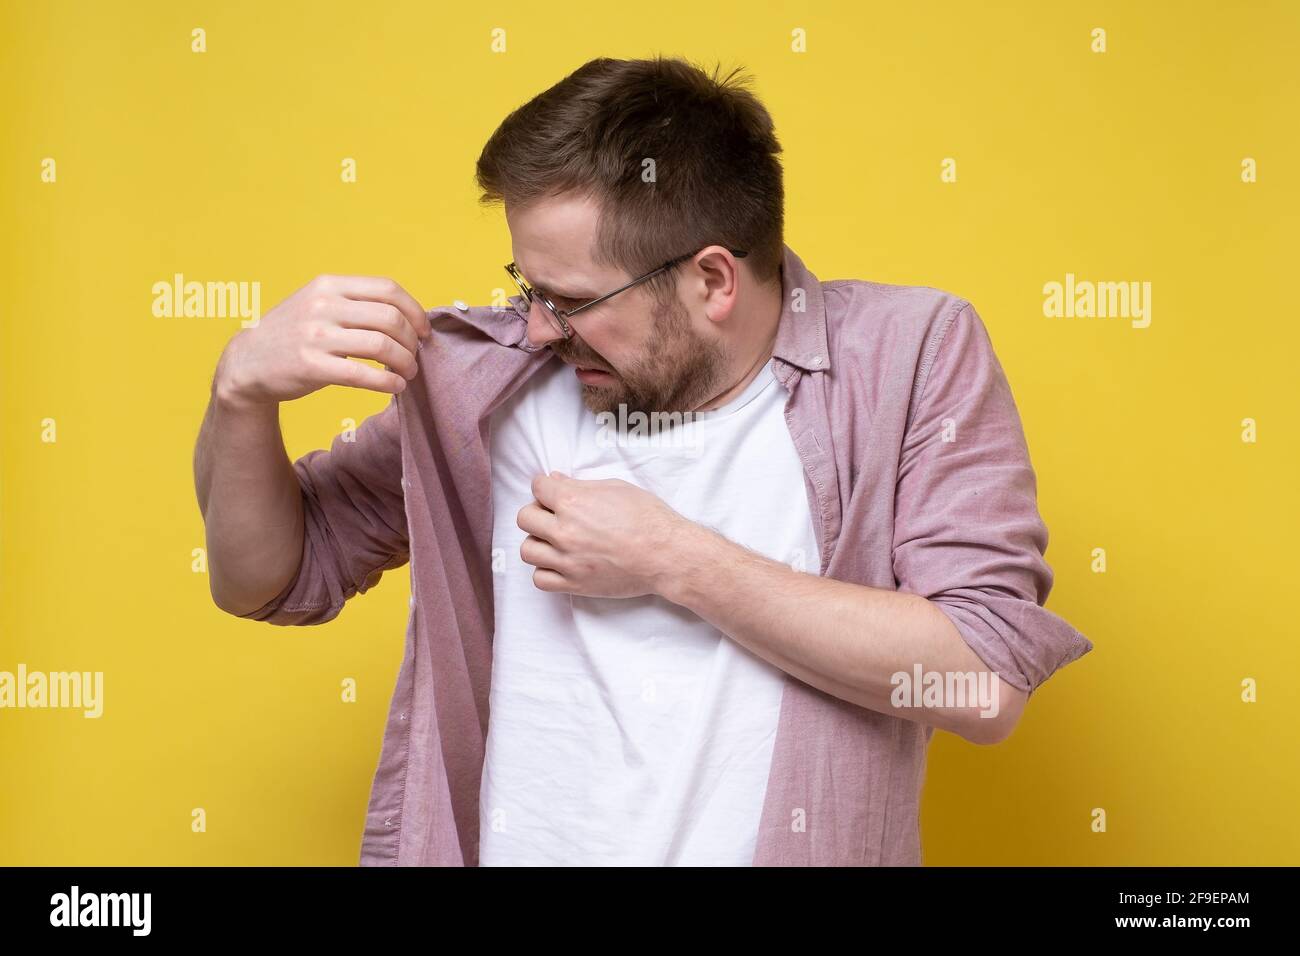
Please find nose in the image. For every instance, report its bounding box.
[525,299,567,349]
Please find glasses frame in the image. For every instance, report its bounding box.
[505,247,749,339]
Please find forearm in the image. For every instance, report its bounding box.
[194,377,304,615]
[656,524,1023,743]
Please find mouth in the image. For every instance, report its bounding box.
[570,362,616,385]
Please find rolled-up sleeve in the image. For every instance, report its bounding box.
[237,398,409,626]
[891,301,1092,696]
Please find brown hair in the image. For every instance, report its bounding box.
[475,55,785,307]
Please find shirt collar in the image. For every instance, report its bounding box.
[770,243,831,374]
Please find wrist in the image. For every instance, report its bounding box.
[212,340,274,416]
[654,519,723,608]
[212,376,273,416]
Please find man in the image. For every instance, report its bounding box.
[194,55,1092,866]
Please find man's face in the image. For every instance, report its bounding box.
[506,193,730,416]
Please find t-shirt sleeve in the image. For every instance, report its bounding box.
[236,398,409,626]
[891,301,1093,696]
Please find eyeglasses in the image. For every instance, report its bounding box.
[505,247,749,339]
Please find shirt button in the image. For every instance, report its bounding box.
[809,355,822,366]
[453,300,469,312]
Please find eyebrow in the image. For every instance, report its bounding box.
[539,284,596,301]
[516,262,597,300]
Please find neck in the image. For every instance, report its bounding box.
[693,282,783,412]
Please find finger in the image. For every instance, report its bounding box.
[333,299,420,357]
[337,276,432,340]
[314,355,408,395]
[531,568,570,593]
[519,534,564,569]
[517,502,559,539]
[326,327,419,380]
[530,473,564,511]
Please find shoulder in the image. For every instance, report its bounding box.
[820,278,982,389]
[822,278,972,344]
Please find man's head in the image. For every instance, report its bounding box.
[476,56,785,416]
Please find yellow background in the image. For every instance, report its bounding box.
[2,0,1296,865]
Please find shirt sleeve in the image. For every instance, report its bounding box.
[891,300,1093,696]
[235,398,409,626]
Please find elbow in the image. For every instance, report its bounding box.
[960,678,1028,745]
[209,583,267,619]
[208,571,281,619]
[962,712,1015,746]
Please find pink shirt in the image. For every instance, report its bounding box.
[236,244,1093,865]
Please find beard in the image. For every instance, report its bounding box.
[551,297,731,417]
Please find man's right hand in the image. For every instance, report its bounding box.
[213,274,432,409]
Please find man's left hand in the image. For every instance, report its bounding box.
[517,471,693,598]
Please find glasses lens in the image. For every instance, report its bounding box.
[530,288,569,338]
[508,265,569,337]
[542,299,570,338]
[507,268,531,305]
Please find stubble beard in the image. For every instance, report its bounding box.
[556,298,731,417]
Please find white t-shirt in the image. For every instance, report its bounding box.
[479,358,819,865]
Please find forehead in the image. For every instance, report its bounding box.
[506,193,605,298]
